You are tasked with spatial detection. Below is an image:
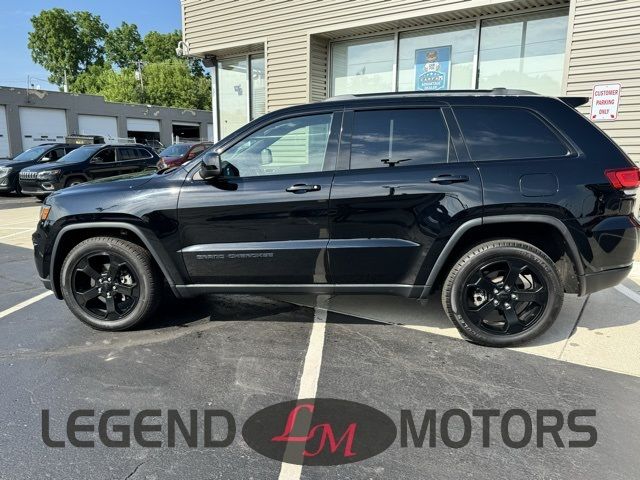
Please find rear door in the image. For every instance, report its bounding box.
[116,147,145,174]
[328,106,483,293]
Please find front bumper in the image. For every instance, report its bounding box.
[19,179,60,196]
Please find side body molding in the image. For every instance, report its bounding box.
[49,222,184,299]
[419,214,585,298]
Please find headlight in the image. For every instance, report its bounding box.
[0,166,12,177]
[37,169,61,180]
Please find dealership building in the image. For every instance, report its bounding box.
[0,86,214,158]
[181,0,639,162]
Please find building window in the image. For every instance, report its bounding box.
[398,23,476,91]
[477,10,569,95]
[217,53,265,139]
[329,9,568,97]
[331,35,395,95]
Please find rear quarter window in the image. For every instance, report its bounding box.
[454,107,569,161]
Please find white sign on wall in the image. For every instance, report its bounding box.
[591,83,621,121]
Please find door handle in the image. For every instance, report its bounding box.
[430,174,469,185]
[286,184,321,193]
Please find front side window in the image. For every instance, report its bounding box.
[454,107,569,161]
[94,148,115,163]
[350,109,450,169]
[220,114,333,178]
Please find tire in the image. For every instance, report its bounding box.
[441,239,563,347]
[65,177,85,188]
[60,236,162,331]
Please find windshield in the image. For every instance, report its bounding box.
[57,145,102,163]
[159,144,191,157]
[11,145,50,161]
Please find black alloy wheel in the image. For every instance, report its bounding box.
[459,258,548,335]
[442,239,563,347]
[60,236,161,330]
[71,251,140,321]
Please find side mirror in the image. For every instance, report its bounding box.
[200,151,222,180]
[40,156,52,163]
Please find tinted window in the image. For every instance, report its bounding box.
[454,107,569,161]
[350,109,450,169]
[221,114,333,178]
[94,148,115,163]
[46,148,66,161]
[135,148,152,158]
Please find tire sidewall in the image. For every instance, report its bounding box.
[61,239,155,330]
[444,242,563,347]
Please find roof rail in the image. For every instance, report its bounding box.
[323,88,539,102]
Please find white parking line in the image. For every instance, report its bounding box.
[0,228,33,240]
[0,291,52,320]
[614,284,640,304]
[278,295,329,480]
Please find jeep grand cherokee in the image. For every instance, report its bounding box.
[32,89,639,347]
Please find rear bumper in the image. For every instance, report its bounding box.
[580,265,632,296]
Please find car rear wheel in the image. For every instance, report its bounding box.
[60,236,161,330]
[441,239,563,347]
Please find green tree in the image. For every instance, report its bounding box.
[105,22,143,68]
[142,30,182,63]
[142,61,211,109]
[72,65,142,104]
[28,8,108,86]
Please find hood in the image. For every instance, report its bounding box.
[0,158,39,169]
[21,160,65,173]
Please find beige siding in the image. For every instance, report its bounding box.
[309,36,329,103]
[183,0,568,111]
[565,0,640,161]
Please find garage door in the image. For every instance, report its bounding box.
[19,107,67,150]
[0,106,9,158]
[126,118,160,132]
[78,115,118,142]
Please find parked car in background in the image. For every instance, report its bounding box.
[19,143,159,199]
[156,142,213,170]
[0,143,79,195]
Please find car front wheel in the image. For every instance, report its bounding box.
[442,239,563,347]
[60,236,161,330]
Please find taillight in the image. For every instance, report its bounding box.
[605,167,640,189]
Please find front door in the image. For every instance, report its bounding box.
[328,106,483,293]
[178,111,341,286]
[88,147,120,179]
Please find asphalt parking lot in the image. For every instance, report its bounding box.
[0,193,639,479]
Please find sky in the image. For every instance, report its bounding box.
[0,0,182,90]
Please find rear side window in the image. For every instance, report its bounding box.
[350,108,450,169]
[454,107,569,161]
[118,148,135,160]
[135,147,152,158]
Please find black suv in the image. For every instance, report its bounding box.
[0,143,79,194]
[32,90,639,347]
[20,143,159,198]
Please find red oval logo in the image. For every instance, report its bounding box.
[242,398,397,466]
